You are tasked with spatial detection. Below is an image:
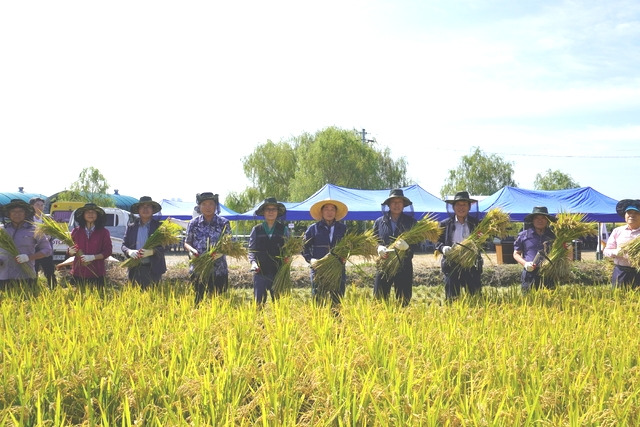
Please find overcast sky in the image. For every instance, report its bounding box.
[2,0,639,205]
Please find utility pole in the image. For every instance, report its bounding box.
[361,129,375,144]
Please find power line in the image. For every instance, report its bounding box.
[433,148,640,159]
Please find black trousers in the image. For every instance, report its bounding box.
[193,273,228,305]
[612,265,640,288]
[442,259,482,300]
[35,255,57,288]
[374,262,413,306]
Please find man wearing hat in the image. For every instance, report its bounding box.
[513,206,557,293]
[184,192,231,305]
[302,198,348,303]
[373,188,417,306]
[248,198,288,305]
[29,196,58,288]
[0,199,52,288]
[603,199,640,287]
[436,191,483,300]
[122,196,167,289]
[69,203,113,288]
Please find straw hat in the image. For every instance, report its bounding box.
[130,196,162,214]
[309,199,348,221]
[523,206,556,223]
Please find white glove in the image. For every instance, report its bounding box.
[140,248,154,258]
[377,245,389,257]
[609,248,620,257]
[250,261,259,272]
[128,249,140,259]
[441,246,452,256]
[524,261,535,272]
[189,249,199,258]
[395,239,409,251]
[309,258,318,268]
[15,254,29,264]
[81,254,96,263]
[68,245,78,256]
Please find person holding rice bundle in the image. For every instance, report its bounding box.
[248,198,288,305]
[30,196,58,289]
[513,206,556,293]
[122,196,167,289]
[302,198,348,304]
[184,192,231,305]
[0,199,52,289]
[603,199,640,288]
[436,191,483,300]
[69,203,112,288]
[373,189,417,306]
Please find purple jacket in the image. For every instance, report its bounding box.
[0,222,52,280]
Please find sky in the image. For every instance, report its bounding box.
[1,0,639,206]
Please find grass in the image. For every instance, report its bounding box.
[1,280,639,425]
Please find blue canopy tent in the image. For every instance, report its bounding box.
[0,192,48,207]
[478,187,620,222]
[155,199,245,221]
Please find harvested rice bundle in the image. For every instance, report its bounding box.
[0,228,36,278]
[314,230,378,294]
[34,215,74,248]
[539,212,597,282]
[377,214,442,278]
[272,234,305,296]
[619,236,640,269]
[121,219,183,268]
[190,232,248,283]
[445,208,511,269]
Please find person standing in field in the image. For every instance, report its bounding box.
[0,199,52,289]
[184,192,231,305]
[435,191,482,300]
[248,198,288,305]
[122,196,167,289]
[29,196,58,289]
[513,206,556,293]
[373,188,417,306]
[603,199,640,288]
[302,198,348,304]
[68,203,113,289]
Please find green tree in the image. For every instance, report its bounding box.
[440,147,517,198]
[242,140,297,202]
[534,169,580,190]
[58,167,115,207]
[225,187,262,216]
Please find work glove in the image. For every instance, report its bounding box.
[250,261,260,273]
[81,254,96,263]
[441,246,452,256]
[524,261,535,272]
[188,249,199,258]
[395,239,409,251]
[68,245,79,256]
[140,248,154,258]
[609,248,619,257]
[309,258,318,268]
[377,245,389,258]
[128,249,140,259]
[15,254,29,264]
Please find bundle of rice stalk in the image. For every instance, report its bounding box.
[539,212,597,283]
[121,219,184,268]
[446,208,511,269]
[314,230,379,294]
[190,232,248,283]
[619,236,640,269]
[33,215,74,248]
[0,228,36,279]
[272,235,305,296]
[377,214,442,279]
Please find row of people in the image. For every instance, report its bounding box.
[1,193,639,301]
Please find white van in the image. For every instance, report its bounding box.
[52,207,132,263]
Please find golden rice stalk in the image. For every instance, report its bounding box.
[619,236,640,269]
[377,213,443,279]
[272,234,305,296]
[0,228,36,279]
[314,230,379,294]
[33,215,74,247]
[446,208,511,269]
[539,212,597,283]
[190,232,248,283]
[121,219,184,268]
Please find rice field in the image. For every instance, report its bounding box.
[1,281,639,426]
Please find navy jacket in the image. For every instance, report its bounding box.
[122,218,167,276]
[373,213,419,259]
[248,222,287,277]
[302,220,347,263]
[436,215,480,253]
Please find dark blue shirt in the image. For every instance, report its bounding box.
[514,228,555,262]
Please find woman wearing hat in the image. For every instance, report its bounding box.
[302,198,348,303]
[122,196,167,289]
[603,199,640,287]
[248,198,288,305]
[184,192,231,305]
[513,206,557,293]
[436,191,483,300]
[373,188,417,306]
[0,199,52,288]
[68,203,113,288]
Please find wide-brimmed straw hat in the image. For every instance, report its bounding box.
[3,199,35,218]
[131,196,162,214]
[524,206,556,223]
[196,192,218,205]
[309,198,348,221]
[74,203,106,222]
[616,199,640,218]
[382,188,412,207]
[255,197,286,217]
[445,191,477,205]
